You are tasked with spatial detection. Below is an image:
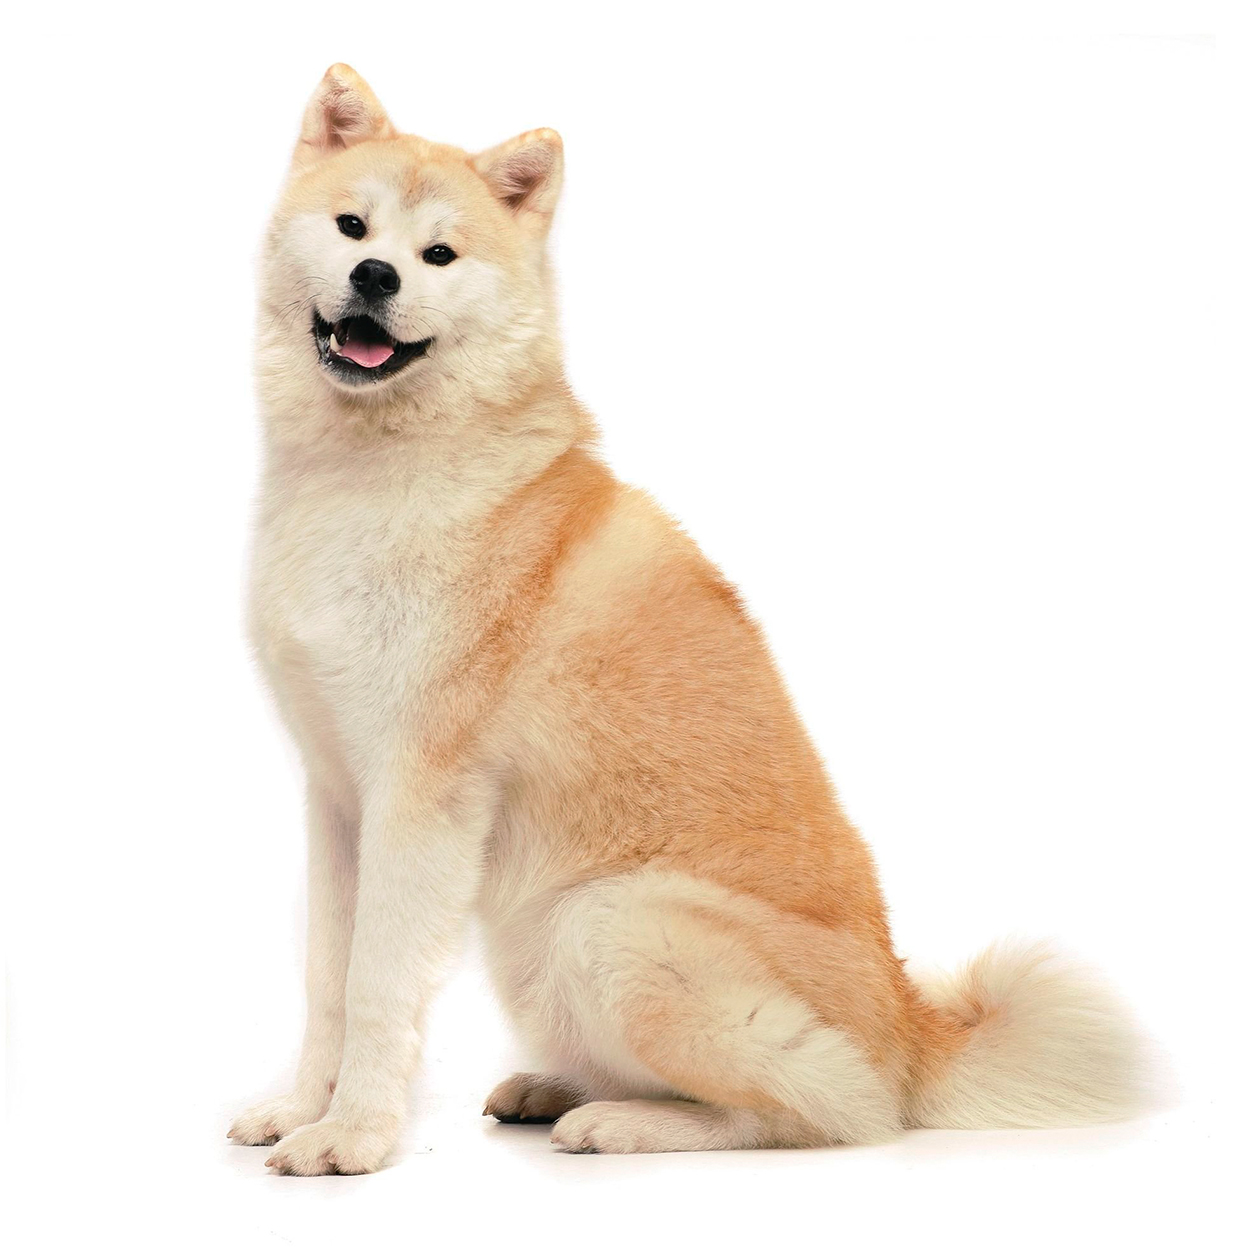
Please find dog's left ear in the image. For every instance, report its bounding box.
[293,64,395,168]
[472,130,564,232]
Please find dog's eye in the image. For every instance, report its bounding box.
[336,214,367,240]
[422,244,457,266]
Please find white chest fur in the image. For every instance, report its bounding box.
[250,457,461,796]
[248,424,567,800]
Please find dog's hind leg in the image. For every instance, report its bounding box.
[551,1100,827,1154]
[544,869,907,1154]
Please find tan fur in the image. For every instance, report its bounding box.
[230,66,1142,1173]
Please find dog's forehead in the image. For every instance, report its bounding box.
[351,162,478,231]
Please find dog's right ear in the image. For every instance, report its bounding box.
[292,64,395,169]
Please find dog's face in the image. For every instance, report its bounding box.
[260,65,562,411]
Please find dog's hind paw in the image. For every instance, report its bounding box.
[483,1072,585,1124]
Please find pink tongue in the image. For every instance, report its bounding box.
[338,338,394,368]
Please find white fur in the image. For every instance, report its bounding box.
[551,1101,811,1154]
[907,941,1144,1129]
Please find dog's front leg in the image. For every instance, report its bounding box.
[264,774,492,1176]
[229,784,358,1145]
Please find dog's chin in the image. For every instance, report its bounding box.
[311,310,433,388]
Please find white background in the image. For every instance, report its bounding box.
[5,4,1246,1248]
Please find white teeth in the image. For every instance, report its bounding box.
[329,332,341,354]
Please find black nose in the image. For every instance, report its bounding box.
[349,258,400,300]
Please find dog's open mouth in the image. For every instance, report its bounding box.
[312,311,432,382]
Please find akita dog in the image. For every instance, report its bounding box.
[230,65,1140,1175]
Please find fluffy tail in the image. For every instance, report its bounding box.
[906,941,1144,1129]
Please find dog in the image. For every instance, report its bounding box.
[229,64,1141,1175]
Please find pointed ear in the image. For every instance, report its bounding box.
[293,64,395,168]
[472,129,564,229]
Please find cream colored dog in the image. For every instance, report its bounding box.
[229,65,1141,1175]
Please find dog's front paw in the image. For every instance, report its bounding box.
[228,1092,329,1146]
[264,1119,392,1176]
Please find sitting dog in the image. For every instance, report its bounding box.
[229,64,1140,1175]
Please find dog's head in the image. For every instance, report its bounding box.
[259,65,563,416]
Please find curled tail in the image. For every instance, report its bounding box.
[906,941,1144,1129]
